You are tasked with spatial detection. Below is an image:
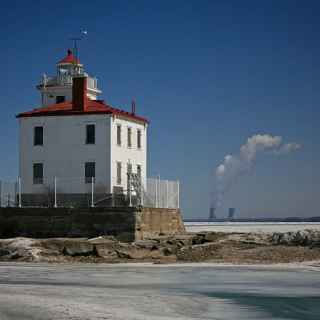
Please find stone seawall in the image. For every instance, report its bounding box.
[135,208,185,240]
[0,207,185,242]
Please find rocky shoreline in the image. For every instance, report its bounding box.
[1,230,320,264]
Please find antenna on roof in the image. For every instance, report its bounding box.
[131,100,136,115]
[69,29,88,71]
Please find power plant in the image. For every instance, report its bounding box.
[228,208,236,220]
[209,207,216,221]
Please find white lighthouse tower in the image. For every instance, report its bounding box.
[37,49,102,107]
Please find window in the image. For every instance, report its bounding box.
[56,96,65,104]
[34,126,43,146]
[85,162,95,183]
[117,162,122,185]
[86,124,95,144]
[33,163,43,184]
[137,165,141,178]
[137,129,142,149]
[117,125,121,146]
[127,127,132,148]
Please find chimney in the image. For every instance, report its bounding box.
[72,76,88,111]
[131,100,136,115]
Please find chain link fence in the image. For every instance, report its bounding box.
[0,176,180,209]
[143,178,179,209]
[0,180,18,207]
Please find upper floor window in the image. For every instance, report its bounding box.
[86,124,95,144]
[34,126,43,146]
[117,125,121,146]
[85,162,95,184]
[137,129,142,149]
[56,96,65,104]
[33,163,43,184]
[127,127,132,148]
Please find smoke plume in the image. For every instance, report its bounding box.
[212,134,301,209]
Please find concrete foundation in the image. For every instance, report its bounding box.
[0,207,185,242]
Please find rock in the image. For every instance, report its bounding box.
[134,240,159,250]
[160,247,174,256]
[272,230,320,247]
[9,251,23,260]
[0,248,11,257]
[177,242,219,262]
[116,243,163,260]
[63,241,95,256]
[94,241,118,259]
[95,246,118,259]
[192,233,206,245]
[204,232,224,243]
[88,236,117,244]
[174,234,194,246]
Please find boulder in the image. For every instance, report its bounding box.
[0,248,11,257]
[134,240,159,250]
[192,233,206,245]
[116,243,163,260]
[63,240,95,256]
[272,230,320,247]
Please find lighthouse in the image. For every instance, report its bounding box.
[17,50,148,206]
[37,49,101,106]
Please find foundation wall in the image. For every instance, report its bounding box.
[0,207,185,242]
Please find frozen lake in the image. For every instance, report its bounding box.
[185,222,320,233]
[0,262,319,319]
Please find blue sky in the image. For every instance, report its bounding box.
[0,0,319,218]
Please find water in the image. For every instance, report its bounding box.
[0,262,319,319]
[185,222,320,233]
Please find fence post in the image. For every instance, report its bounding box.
[18,177,22,208]
[155,178,158,208]
[54,177,57,208]
[140,181,144,207]
[166,180,169,208]
[91,177,95,208]
[157,175,161,208]
[128,174,132,207]
[177,180,180,209]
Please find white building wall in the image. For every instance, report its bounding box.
[19,114,148,195]
[110,116,147,193]
[19,114,112,194]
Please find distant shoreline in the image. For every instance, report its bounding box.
[185,221,320,234]
[184,217,320,223]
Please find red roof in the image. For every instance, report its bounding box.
[57,49,80,65]
[16,100,149,123]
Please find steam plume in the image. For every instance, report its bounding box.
[212,134,301,209]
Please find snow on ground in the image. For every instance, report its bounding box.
[0,262,319,320]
